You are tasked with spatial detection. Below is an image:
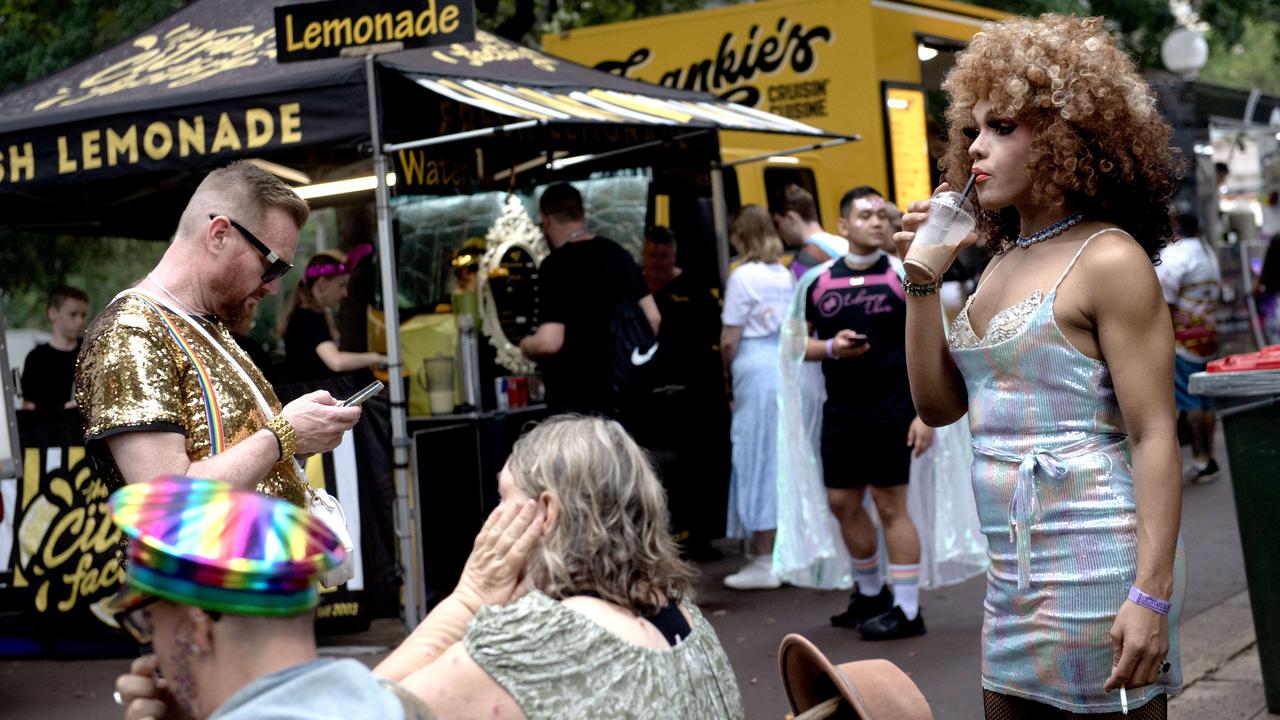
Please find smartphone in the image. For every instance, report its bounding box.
[340,380,384,407]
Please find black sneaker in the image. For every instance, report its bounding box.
[830,586,893,629]
[859,605,926,641]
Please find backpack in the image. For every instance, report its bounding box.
[609,297,659,398]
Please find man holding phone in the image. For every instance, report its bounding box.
[76,162,362,510]
[803,186,931,641]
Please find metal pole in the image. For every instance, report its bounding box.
[384,120,542,153]
[366,54,424,630]
[710,162,730,286]
[720,137,857,168]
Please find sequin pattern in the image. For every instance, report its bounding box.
[947,237,1184,713]
[76,295,306,506]
[464,591,744,719]
[949,290,1042,349]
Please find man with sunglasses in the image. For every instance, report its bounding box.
[108,476,431,719]
[75,161,362,513]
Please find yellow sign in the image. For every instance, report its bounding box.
[0,103,304,185]
[886,87,931,211]
[274,0,475,62]
[546,0,1006,224]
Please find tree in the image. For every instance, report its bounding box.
[968,0,1280,86]
[477,0,704,46]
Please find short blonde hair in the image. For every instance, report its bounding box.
[731,204,784,264]
[506,415,695,617]
[178,161,309,241]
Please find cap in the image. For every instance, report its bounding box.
[105,476,345,617]
[778,634,933,719]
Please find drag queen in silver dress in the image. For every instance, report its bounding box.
[897,14,1185,719]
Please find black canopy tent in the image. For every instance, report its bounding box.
[0,0,850,628]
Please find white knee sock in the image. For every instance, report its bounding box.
[889,563,921,619]
[852,553,883,596]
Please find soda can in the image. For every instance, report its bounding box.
[495,377,510,411]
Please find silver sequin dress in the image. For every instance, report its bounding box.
[946,234,1184,713]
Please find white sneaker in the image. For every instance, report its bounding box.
[723,555,781,590]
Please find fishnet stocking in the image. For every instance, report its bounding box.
[982,690,1167,720]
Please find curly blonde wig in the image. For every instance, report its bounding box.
[506,415,696,617]
[940,14,1182,261]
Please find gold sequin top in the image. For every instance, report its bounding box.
[75,294,307,506]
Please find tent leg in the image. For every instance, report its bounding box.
[710,163,730,287]
[366,54,426,630]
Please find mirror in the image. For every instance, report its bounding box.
[478,195,549,374]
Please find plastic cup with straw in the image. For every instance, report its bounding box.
[903,172,978,282]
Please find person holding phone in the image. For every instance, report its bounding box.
[803,186,932,640]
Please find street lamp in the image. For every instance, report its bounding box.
[1161,28,1208,78]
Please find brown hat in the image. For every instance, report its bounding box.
[778,634,933,720]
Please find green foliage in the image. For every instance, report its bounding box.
[1202,18,1280,97]
[967,0,1279,81]
[0,234,167,329]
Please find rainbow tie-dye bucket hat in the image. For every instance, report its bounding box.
[105,476,346,617]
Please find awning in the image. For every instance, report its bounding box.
[409,76,828,135]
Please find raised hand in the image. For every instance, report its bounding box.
[453,499,544,611]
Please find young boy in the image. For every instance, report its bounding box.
[22,286,90,411]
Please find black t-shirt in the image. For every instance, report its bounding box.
[283,308,336,383]
[804,255,914,424]
[650,271,722,391]
[22,342,80,411]
[536,236,647,415]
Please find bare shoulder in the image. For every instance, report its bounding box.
[1072,228,1164,322]
[1077,228,1160,291]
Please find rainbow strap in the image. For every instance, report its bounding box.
[131,295,225,454]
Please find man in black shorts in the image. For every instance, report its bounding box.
[803,186,932,640]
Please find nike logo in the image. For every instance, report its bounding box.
[631,342,659,366]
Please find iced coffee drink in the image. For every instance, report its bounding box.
[903,191,975,282]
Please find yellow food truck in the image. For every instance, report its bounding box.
[544,0,1009,225]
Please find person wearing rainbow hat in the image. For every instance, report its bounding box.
[107,476,432,720]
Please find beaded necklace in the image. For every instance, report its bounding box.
[1015,211,1084,249]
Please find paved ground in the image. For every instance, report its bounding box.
[2,437,1272,719]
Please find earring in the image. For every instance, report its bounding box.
[190,643,202,655]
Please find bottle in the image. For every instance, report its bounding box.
[457,314,482,412]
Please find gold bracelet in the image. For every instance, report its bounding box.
[266,416,296,461]
[901,277,941,297]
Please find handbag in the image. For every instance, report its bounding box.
[124,288,357,587]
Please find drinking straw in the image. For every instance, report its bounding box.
[960,171,977,200]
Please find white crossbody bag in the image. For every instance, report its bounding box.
[122,289,356,587]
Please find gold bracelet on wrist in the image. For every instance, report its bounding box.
[266,416,296,462]
[901,277,942,297]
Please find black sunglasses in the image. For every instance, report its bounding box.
[209,213,293,283]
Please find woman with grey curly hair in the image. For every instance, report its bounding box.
[376,414,744,719]
[896,14,1184,719]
